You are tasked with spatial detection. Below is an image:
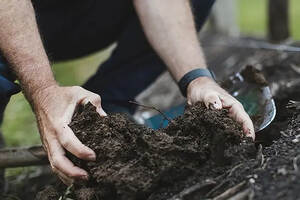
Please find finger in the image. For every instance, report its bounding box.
[228,104,255,140]
[242,117,255,140]
[56,124,96,161]
[96,106,107,116]
[81,94,107,117]
[221,96,255,140]
[219,94,237,108]
[52,167,74,186]
[48,139,89,179]
[44,140,74,185]
[203,92,222,110]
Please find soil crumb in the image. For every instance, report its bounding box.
[241,65,268,86]
[36,102,254,200]
[35,186,60,200]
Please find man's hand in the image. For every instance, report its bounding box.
[187,77,255,140]
[134,0,254,139]
[0,0,106,185]
[32,85,106,185]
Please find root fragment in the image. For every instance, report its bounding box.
[212,181,246,200]
[129,100,174,124]
[167,180,217,200]
[293,155,300,172]
[256,144,264,167]
[227,188,252,200]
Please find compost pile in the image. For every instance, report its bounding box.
[36,102,257,200]
[35,88,300,200]
[36,91,300,200]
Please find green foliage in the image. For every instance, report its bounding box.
[290,0,300,39]
[237,0,300,39]
[237,0,268,37]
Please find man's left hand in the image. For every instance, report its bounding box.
[187,77,255,140]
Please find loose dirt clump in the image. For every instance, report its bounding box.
[35,186,60,200]
[36,102,254,200]
[240,65,268,87]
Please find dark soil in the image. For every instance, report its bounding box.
[35,186,60,200]
[35,102,255,200]
[35,98,300,200]
[35,44,300,199]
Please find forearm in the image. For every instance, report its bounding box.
[134,0,207,81]
[0,0,56,103]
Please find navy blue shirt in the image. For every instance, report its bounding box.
[0,56,20,99]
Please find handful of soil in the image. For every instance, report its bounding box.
[37,102,254,200]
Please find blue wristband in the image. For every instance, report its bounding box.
[178,68,215,97]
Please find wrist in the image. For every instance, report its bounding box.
[178,68,215,97]
[187,76,214,94]
[13,62,58,104]
[28,82,58,106]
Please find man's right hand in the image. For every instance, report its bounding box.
[0,0,106,185]
[31,85,107,185]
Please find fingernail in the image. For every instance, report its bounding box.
[245,129,255,141]
[81,175,89,180]
[82,98,89,105]
[100,109,107,117]
[209,103,219,110]
[246,135,255,141]
[97,107,107,116]
[88,153,96,161]
[209,103,216,110]
[215,102,222,109]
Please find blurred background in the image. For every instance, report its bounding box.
[2,0,300,148]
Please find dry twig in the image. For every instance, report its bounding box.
[129,101,175,124]
[213,181,246,200]
[228,163,243,178]
[167,180,216,200]
[293,155,300,172]
[256,144,264,167]
[206,180,230,198]
[227,188,252,200]
[286,100,300,110]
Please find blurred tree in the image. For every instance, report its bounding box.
[268,0,290,42]
[210,0,239,36]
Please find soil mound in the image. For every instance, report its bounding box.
[36,102,255,200]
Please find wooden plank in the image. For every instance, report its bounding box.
[0,145,48,168]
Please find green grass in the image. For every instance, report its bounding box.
[290,0,300,39]
[237,0,300,39]
[237,0,268,37]
[2,0,300,147]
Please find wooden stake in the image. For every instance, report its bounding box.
[268,0,290,42]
